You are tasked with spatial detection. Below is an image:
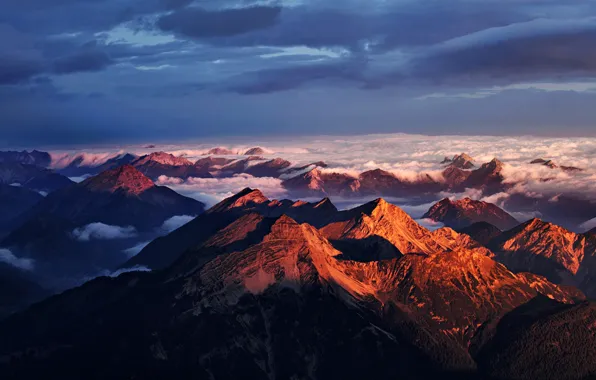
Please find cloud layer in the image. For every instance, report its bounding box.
[0,248,34,271]
[72,223,137,241]
[156,173,287,208]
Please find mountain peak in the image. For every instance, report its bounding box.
[423,197,518,230]
[81,165,154,194]
[322,198,445,256]
[488,158,504,169]
[134,151,193,166]
[530,158,583,172]
[450,153,475,169]
[208,188,269,213]
[244,147,268,156]
[355,197,397,217]
[314,197,337,212]
[491,217,586,277]
[206,147,235,155]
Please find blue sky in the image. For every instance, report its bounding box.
[2,0,596,145]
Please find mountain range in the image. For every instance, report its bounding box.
[0,187,595,379]
[0,165,205,295]
[7,148,594,232]
[0,148,596,379]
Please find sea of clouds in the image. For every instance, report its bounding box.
[45,133,596,220]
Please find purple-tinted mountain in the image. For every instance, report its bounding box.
[359,169,443,197]
[19,165,204,230]
[442,153,475,169]
[503,193,596,231]
[0,162,73,193]
[460,158,505,193]
[282,168,361,197]
[0,150,51,167]
[130,151,210,180]
[205,147,236,155]
[244,147,267,155]
[245,158,292,177]
[282,159,507,198]
[530,158,584,172]
[57,153,138,177]
[423,198,519,230]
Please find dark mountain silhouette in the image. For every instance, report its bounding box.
[0,263,47,320]
[475,296,596,380]
[0,184,43,231]
[0,163,73,193]
[0,150,51,167]
[0,166,205,291]
[458,221,502,246]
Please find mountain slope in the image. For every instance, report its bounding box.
[0,150,51,167]
[423,198,519,230]
[0,163,73,193]
[489,218,589,283]
[131,152,205,180]
[476,296,596,380]
[0,262,48,320]
[125,188,338,270]
[458,222,503,246]
[443,153,475,169]
[0,184,43,229]
[321,198,446,258]
[0,166,205,288]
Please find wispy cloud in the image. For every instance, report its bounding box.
[0,248,34,271]
[122,241,151,257]
[156,173,287,207]
[72,223,137,241]
[160,215,195,233]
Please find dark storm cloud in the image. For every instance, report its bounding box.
[0,57,44,85]
[157,6,283,38]
[219,17,596,93]
[3,0,596,143]
[410,26,596,86]
[160,0,193,10]
[0,24,45,84]
[157,3,526,51]
[52,48,114,74]
[227,59,366,94]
